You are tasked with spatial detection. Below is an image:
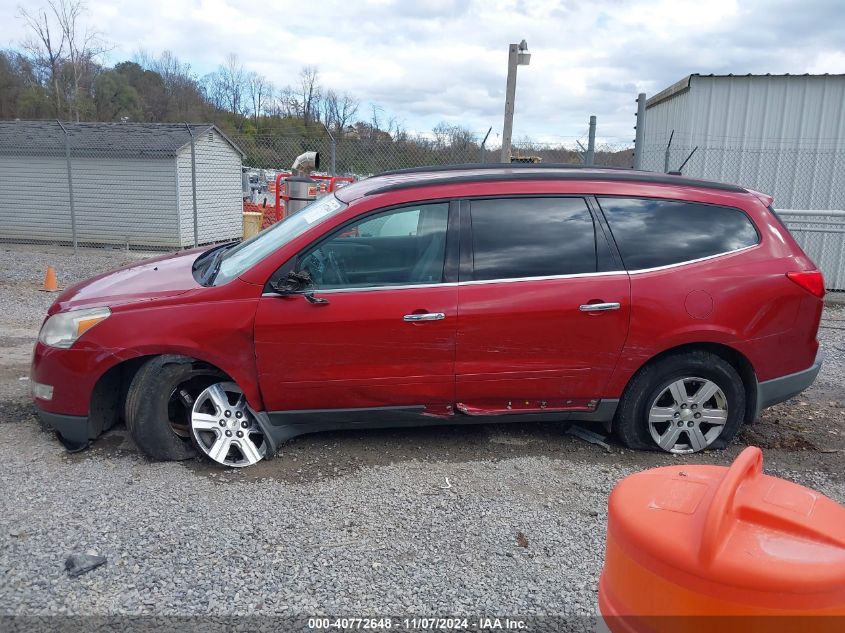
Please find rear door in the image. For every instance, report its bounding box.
[455,196,631,415]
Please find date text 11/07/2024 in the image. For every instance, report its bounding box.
[307,617,528,630]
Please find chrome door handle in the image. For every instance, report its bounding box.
[403,312,446,322]
[579,302,621,312]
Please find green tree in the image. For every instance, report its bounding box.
[115,61,167,120]
[94,69,139,120]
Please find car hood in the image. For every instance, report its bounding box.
[50,248,208,314]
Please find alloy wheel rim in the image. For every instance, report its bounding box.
[647,376,728,454]
[191,382,266,467]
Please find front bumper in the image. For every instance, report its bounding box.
[35,407,94,452]
[30,340,122,451]
[756,350,823,416]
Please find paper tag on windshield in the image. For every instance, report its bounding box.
[303,197,342,224]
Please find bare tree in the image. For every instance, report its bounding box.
[201,71,225,111]
[447,124,476,151]
[296,65,321,126]
[370,104,383,132]
[323,89,359,133]
[220,53,246,117]
[135,49,205,120]
[432,122,476,150]
[387,115,405,140]
[432,121,450,149]
[50,0,107,121]
[246,71,272,124]
[275,85,298,118]
[17,4,66,116]
[202,53,248,119]
[146,50,192,91]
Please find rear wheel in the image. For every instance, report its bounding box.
[615,351,745,454]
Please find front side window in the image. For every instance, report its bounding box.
[298,202,449,289]
[469,197,598,281]
[597,197,759,270]
[214,194,347,285]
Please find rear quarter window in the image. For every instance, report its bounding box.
[597,197,759,271]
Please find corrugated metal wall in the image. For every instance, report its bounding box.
[642,75,845,210]
[176,129,243,247]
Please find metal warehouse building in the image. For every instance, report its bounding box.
[639,73,845,290]
[0,121,244,249]
[640,73,845,211]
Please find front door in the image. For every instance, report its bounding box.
[254,201,458,413]
[455,196,631,414]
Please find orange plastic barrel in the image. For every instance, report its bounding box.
[599,446,845,633]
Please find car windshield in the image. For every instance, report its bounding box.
[213,194,347,285]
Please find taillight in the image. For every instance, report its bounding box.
[786,271,825,298]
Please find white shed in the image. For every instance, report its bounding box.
[0,121,244,249]
[640,74,845,211]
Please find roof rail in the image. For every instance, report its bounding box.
[378,162,631,177]
[365,170,747,196]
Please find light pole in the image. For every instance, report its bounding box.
[500,39,531,163]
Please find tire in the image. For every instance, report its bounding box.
[125,356,221,461]
[614,350,745,454]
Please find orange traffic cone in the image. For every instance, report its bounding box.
[42,266,59,292]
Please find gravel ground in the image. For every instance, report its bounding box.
[0,245,843,625]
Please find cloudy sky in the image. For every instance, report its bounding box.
[2,0,844,143]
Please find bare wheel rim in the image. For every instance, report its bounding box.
[647,376,728,454]
[191,382,266,467]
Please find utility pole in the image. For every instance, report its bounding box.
[500,40,531,163]
[633,92,647,170]
[586,115,596,166]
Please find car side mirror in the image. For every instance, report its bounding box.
[270,270,313,295]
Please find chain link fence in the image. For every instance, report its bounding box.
[776,210,845,291]
[0,122,633,253]
[0,121,243,252]
[233,133,634,178]
[638,139,845,210]
[4,120,844,290]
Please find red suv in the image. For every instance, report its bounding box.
[31,165,825,468]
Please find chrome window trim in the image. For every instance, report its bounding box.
[625,243,759,275]
[459,270,628,286]
[260,244,759,296]
[262,282,459,297]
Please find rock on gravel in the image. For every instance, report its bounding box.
[65,553,107,578]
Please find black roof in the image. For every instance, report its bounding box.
[335,163,747,202]
[0,121,244,158]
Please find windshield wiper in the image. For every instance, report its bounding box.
[196,242,238,286]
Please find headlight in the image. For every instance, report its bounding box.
[38,307,111,349]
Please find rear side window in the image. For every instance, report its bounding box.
[470,197,597,280]
[597,197,759,271]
